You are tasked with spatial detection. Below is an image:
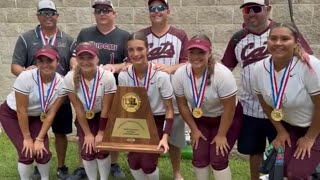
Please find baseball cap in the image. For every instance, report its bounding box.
[92,0,114,9]
[240,0,269,8]
[148,0,169,8]
[186,38,212,52]
[37,0,57,11]
[75,42,99,56]
[35,46,59,60]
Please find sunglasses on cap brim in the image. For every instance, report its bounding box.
[149,5,168,13]
[242,5,264,14]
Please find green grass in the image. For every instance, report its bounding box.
[0,134,250,180]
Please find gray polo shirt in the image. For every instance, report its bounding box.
[12,25,76,76]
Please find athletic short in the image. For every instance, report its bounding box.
[237,114,277,155]
[168,114,186,148]
[51,101,73,134]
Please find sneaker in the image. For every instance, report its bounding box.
[111,163,126,178]
[57,166,70,180]
[66,167,87,180]
[31,166,41,180]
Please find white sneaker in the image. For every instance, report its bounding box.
[260,174,269,180]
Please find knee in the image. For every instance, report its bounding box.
[18,156,34,165]
[96,151,109,160]
[141,164,157,174]
[211,161,228,171]
[287,165,310,179]
[35,152,52,164]
[81,151,96,161]
[128,153,140,170]
[192,149,210,168]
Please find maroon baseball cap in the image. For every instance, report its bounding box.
[35,46,59,60]
[186,38,212,52]
[148,0,169,8]
[75,42,98,56]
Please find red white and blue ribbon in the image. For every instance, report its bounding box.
[269,59,293,109]
[80,68,100,111]
[37,70,57,113]
[40,27,58,46]
[189,67,208,108]
[132,63,152,91]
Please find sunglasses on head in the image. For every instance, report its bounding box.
[94,8,113,15]
[149,5,167,13]
[37,11,58,17]
[242,5,264,15]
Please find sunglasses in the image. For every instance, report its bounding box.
[94,8,113,15]
[242,5,264,15]
[37,11,58,17]
[149,5,168,13]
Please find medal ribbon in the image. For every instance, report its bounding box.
[80,68,100,111]
[39,27,58,46]
[190,67,208,108]
[37,70,57,113]
[132,63,152,91]
[269,59,293,109]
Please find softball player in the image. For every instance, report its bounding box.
[0,45,65,180]
[253,23,320,179]
[118,32,174,180]
[172,35,243,180]
[62,42,116,180]
[140,1,189,178]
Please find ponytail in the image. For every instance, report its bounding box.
[73,65,81,92]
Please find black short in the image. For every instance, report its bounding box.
[237,114,277,155]
[51,102,73,134]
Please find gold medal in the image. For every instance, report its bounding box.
[192,108,203,118]
[86,110,95,120]
[271,109,284,121]
[40,112,47,122]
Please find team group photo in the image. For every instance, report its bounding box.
[0,0,320,179]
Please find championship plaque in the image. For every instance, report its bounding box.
[96,86,163,154]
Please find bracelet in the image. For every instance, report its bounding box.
[36,137,44,142]
[24,132,31,139]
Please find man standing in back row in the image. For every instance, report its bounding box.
[11,0,76,179]
[140,0,188,179]
[221,0,313,180]
[69,0,129,179]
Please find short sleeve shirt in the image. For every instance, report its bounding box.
[173,63,238,117]
[12,25,76,76]
[6,69,64,116]
[62,67,117,113]
[118,63,173,115]
[253,55,320,127]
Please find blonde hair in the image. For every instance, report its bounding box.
[73,65,81,92]
[189,34,215,86]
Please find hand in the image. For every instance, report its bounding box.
[34,139,48,159]
[25,65,37,70]
[157,135,169,154]
[294,136,315,160]
[272,131,291,150]
[153,64,174,74]
[95,132,104,145]
[121,63,130,72]
[102,64,116,73]
[210,135,230,156]
[22,138,34,158]
[83,133,95,154]
[191,128,207,150]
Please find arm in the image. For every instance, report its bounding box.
[305,94,320,140]
[70,57,77,70]
[98,93,115,133]
[217,95,236,137]
[163,98,174,135]
[153,63,186,74]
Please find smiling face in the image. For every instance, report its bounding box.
[267,27,297,61]
[94,4,116,26]
[127,39,149,67]
[36,56,58,77]
[149,0,169,25]
[242,5,271,32]
[76,52,98,73]
[37,10,59,29]
[187,48,212,70]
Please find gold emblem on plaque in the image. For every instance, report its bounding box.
[121,92,141,113]
[271,109,284,121]
[86,110,95,120]
[40,112,47,122]
[193,108,203,118]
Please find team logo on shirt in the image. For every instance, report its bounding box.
[122,92,141,112]
[148,41,175,60]
[241,41,269,67]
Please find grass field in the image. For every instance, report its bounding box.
[0,134,250,180]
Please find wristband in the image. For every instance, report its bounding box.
[36,137,44,142]
[164,118,174,135]
[99,117,108,131]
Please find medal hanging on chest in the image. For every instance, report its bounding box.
[80,68,100,120]
[190,67,208,118]
[39,26,58,46]
[37,70,57,122]
[269,59,293,121]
